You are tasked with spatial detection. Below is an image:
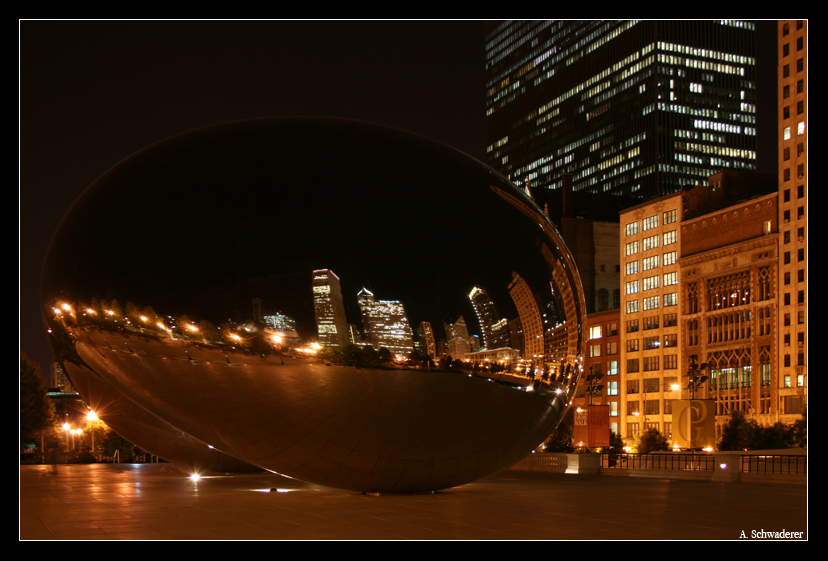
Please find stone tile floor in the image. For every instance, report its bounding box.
[20,464,807,540]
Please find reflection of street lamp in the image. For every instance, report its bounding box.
[87,411,98,455]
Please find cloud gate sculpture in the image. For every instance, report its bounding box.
[42,118,586,493]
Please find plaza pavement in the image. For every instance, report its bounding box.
[20,463,806,540]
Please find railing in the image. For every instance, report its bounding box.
[741,455,807,475]
[19,449,163,465]
[512,453,569,472]
[601,454,714,471]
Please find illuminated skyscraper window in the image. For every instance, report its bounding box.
[486,20,757,197]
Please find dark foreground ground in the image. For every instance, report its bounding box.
[20,463,806,540]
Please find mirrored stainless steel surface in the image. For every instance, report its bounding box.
[42,118,586,492]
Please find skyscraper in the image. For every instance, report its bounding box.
[312,269,349,347]
[417,321,438,361]
[507,272,544,360]
[776,20,807,420]
[486,20,757,198]
[357,287,415,359]
[442,313,471,361]
[468,286,502,349]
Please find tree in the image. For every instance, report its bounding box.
[718,410,801,451]
[320,345,343,364]
[541,407,574,453]
[377,347,392,364]
[248,331,273,357]
[101,426,138,460]
[718,410,749,451]
[791,405,807,448]
[359,346,382,368]
[341,344,363,366]
[20,352,57,449]
[604,430,625,454]
[198,320,220,343]
[635,427,669,454]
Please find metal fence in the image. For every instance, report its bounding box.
[741,455,807,475]
[601,454,714,471]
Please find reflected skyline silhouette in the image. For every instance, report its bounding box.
[42,117,586,492]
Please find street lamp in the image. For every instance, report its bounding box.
[87,411,98,456]
[685,357,709,400]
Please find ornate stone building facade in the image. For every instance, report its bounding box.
[679,191,779,431]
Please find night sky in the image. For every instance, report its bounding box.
[20,20,777,376]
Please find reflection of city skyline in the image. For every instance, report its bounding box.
[46,257,574,372]
[305,267,574,370]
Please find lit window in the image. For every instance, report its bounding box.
[797,121,805,136]
[643,235,659,251]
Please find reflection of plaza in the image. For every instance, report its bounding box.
[48,308,570,492]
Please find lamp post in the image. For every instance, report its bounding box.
[584,371,604,406]
[87,411,98,456]
[686,358,709,400]
[62,422,70,451]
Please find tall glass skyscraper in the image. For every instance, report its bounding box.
[312,269,349,347]
[486,20,757,197]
